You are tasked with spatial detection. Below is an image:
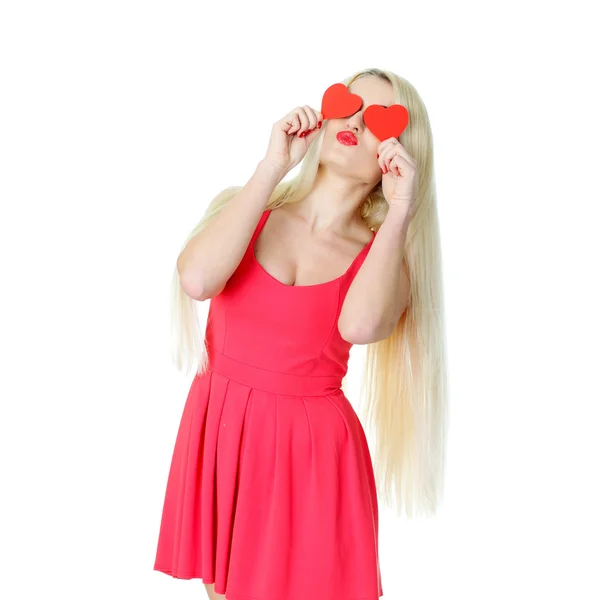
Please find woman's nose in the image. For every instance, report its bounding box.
[347,112,364,130]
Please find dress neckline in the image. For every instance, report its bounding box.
[251,209,376,289]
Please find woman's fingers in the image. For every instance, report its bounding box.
[284,112,301,135]
[388,154,401,177]
[377,139,396,172]
[281,106,323,138]
[287,107,306,136]
[297,106,323,137]
[302,106,318,133]
[295,106,312,137]
[377,138,415,172]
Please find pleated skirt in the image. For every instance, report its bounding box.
[153,355,383,600]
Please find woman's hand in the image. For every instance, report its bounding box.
[263,106,323,176]
[377,137,417,215]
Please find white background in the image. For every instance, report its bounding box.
[1,1,599,599]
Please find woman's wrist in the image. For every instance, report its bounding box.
[257,158,288,182]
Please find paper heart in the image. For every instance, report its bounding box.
[363,104,409,142]
[320,83,363,120]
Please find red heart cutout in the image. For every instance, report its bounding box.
[320,83,363,120]
[363,104,409,141]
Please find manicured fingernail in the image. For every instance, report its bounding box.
[376,153,379,158]
[318,121,322,128]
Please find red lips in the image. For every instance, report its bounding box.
[336,131,358,145]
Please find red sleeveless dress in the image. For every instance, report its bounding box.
[153,208,383,600]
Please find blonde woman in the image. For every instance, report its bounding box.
[153,67,448,600]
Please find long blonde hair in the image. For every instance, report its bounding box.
[170,68,448,519]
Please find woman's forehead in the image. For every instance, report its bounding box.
[348,79,394,108]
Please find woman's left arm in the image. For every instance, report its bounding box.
[338,206,411,344]
[338,137,416,344]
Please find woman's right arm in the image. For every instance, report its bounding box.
[177,158,286,301]
[177,104,323,300]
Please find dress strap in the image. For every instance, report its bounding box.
[342,231,377,284]
[250,208,272,247]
